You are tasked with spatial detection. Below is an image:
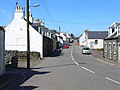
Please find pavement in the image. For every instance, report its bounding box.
[0,49,119,89]
[0,58,43,89]
[91,50,119,66]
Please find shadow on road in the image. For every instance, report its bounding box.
[18,86,38,90]
[30,62,86,70]
[2,68,51,90]
[49,50,63,57]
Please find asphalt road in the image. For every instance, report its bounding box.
[3,43,120,90]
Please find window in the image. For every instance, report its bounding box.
[112,28,115,33]
[95,40,98,44]
[113,44,116,55]
[104,43,107,52]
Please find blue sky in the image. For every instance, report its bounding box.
[0,0,120,36]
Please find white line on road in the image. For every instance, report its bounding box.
[105,77,120,85]
[71,44,79,65]
[81,66,95,74]
[74,61,79,65]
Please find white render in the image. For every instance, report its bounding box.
[55,33,63,44]
[79,30,105,49]
[87,39,104,49]
[5,6,43,58]
[108,22,120,37]
[0,28,5,76]
[60,32,67,41]
[79,32,87,46]
[55,33,64,48]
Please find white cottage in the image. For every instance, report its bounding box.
[60,32,67,41]
[5,6,43,58]
[79,30,108,49]
[55,33,64,48]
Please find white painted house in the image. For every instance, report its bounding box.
[79,30,108,49]
[55,33,64,48]
[79,31,87,46]
[5,6,43,58]
[0,27,5,76]
[60,32,67,41]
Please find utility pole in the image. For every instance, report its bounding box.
[26,0,30,68]
[59,27,61,32]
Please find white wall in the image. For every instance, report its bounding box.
[0,29,5,76]
[60,33,66,41]
[79,32,87,46]
[88,39,103,49]
[5,18,43,58]
[108,22,120,37]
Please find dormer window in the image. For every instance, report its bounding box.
[112,28,115,33]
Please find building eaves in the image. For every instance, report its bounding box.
[105,31,117,40]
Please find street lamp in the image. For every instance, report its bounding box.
[26,0,39,68]
[29,4,40,7]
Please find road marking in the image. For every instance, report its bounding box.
[74,61,79,65]
[105,77,120,85]
[81,66,95,74]
[71,44,79,65]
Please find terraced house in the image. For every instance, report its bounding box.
[79,30,108,50]
[104,22,120,61]
[5,6,55,59]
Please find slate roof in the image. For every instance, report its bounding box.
[104,31,117,40]
[88,31,108,39]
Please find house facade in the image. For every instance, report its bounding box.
[79,30,108,49]
[0,27,5,76]
[32,20,53,57]
[55,32,64,48]
[60,32,67,41]
[104,22,120,61]
[5,6,43,58]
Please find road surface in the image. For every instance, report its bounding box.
[3,43,120,90]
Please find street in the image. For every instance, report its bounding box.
[3,43,120,90]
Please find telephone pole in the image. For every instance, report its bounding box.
[26,0,30,68]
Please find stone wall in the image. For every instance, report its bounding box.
[5,50,41,65]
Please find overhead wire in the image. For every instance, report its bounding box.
[42,0,62,31]
[45,18,110,26]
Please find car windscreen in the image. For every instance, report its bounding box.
[83,48,90,50]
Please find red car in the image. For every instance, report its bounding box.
[76,42,79,45]
[64,44,69,49]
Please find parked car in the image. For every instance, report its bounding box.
[63,41,69,49]
[76,42,79,45]
[64,44,69,49]
[82,47,91,54]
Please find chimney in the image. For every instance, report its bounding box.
[29,13,33,23]
[14,6,24,19]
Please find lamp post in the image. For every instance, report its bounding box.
[26,0,39,68]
